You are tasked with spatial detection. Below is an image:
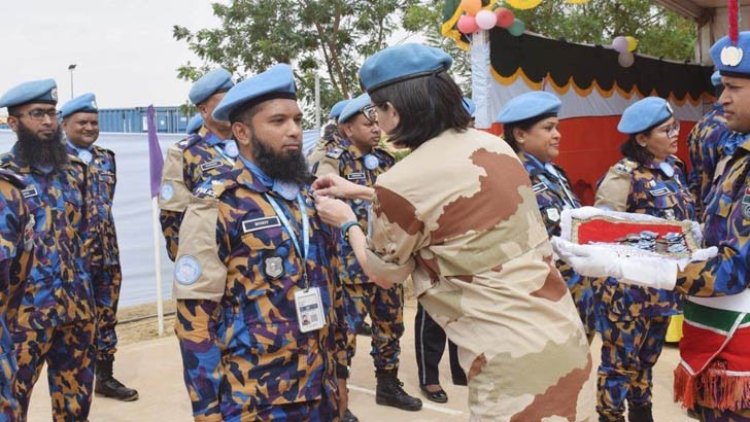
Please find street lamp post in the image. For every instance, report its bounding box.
[68,64,77,99]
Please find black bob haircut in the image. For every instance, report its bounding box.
[619,115,672,165]
[502,112,558,152]
[368,71,471,150]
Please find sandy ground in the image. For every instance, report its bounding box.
[27,299,695,421]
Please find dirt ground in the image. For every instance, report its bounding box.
[27,294,695,421]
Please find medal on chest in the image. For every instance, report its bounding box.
[264,256,285,279]
[78,150,93,164]
[364,154,379,170]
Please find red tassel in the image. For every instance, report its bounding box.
[676,360,750,411]
[674,365,696,409]
[729,0,739,44]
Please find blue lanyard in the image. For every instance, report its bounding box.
[213,145,235,166]
[265,193,310,288]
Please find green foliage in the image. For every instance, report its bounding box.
[512,0,696,60]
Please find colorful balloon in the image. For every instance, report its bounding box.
[506,0,543,10]
[495,7,515,28]
[476,10,498,30]
[612,36,629,54]
[508,19,526,37]
[618,52,635,68]
[626,36,639,52]
[457,14,479,34]
[460,0,482,15]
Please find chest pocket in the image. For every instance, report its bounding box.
[240,224,297,290]
[98,171,116,203]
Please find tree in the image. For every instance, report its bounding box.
[173,0,421,126]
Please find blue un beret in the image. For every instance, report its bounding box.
[710,31,750,77]
[189,68,234,105]
[329,99,350,119]
[495,91,561,125]
[212,64,297,122]
[338,93,371,124]
[617,97,674,135]
[462,97,476,118]
[359,44,453,93]
[60,93,98,119]
[186,113,204,135]
[0,79,58,109]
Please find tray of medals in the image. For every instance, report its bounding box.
[570,215,699,259]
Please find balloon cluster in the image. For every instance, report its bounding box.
[612,36,639,68]
[457,0,526,37]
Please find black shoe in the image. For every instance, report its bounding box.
[342,408,359,422]
[598,415,625,422]
[357,322,372,336]
[419,384,448,404]
[375,371,422,411]
[95,359,139,401]
[628,404,654,422]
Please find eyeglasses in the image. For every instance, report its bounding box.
[12,109,58,121]
[362,105,378,124]
[659,122,680,138]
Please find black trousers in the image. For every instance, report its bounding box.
[414,303,467,386]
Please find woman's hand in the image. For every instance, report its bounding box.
[313,174,373,200]
[314,195,357,228]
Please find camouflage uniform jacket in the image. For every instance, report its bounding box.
[173,162,347,419]
[313,138,395,284]
[688,104,744,218]
[0,168,33,386]
[595,156,696,318]
[518,151,581,237]
[159,132,236,261]
[66,143,120,269]
[0,146,94,330]
[363,128,593,420]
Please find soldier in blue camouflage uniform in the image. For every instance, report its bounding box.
[314,94,421,419]
[688,71,744,218]
[0,79,97,421]
[594,97,696,422]
[61,93,139,402]
[0,168,34,422]
[496,91,597,343]
[173,64,348,421]
[159,68,237,261]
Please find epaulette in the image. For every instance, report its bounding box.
[326,147,344,159]
[0,167,25,189]
[375,145,395,159]
[176,134,202,150]
[93,144,116,159]
[613,159,638,175]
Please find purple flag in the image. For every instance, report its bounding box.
[146,105,164,198]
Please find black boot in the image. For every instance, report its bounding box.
[599,415,625,422]
[356,322,372,336]
[342,408,359,422]
[95,358,139,401]
[375,370,422,411]
[628,404,653,422]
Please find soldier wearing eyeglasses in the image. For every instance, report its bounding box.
[313,93,420,421]
[0,79,97,421]
[593,97,696,422]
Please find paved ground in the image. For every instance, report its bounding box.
[28,304,695,421]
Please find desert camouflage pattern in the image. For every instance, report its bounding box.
[173,163,347,421]
[0,169,33,421]
[67,143,123,359]
[314,138,402,370]
[159,132,235,261]
[687,104,743,218]
[364,128,594,421]
[518,151,597,342]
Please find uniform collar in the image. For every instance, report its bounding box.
[203,131,223,147]
[517,151,547,174]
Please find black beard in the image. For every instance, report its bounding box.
[251,135,309,185]
[15,123,67,171]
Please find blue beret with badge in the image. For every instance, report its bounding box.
[212,63,297,122]
[186,113,204,135]
[329,99,350,119]
[710,31,750,77]
[617,97,674,135]
[188,68,235,105]
[359,44,453,93]
[60,93,98,119]
[338,93,371,124]
[495,91,561,125]
[0,79,58,109]
[711,70,722,87]
[462,97,476,118]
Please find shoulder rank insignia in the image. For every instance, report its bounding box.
[326,147,344,159]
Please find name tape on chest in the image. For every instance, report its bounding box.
[21,185,38,199]
[532,182,548,194]
[326,148,344,159]
[649,187,670,197]
[200,160,223,172]
[242,216,281,234]
[347,172,366,181]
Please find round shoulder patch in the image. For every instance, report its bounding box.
[160,182,174,201]
[175,255,202,285]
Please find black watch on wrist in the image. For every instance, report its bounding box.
[340,220,360,243]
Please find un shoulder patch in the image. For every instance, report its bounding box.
[175,255,202,285]
[326,148,344,159]
[742,187,750,219]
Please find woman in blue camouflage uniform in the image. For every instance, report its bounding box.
[594,97,696,422]
[495,91,597,343]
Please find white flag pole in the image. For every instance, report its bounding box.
[151,196,165,336]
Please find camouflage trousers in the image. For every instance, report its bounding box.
[13,320,96,422]
[94,264,122,361]
[558,260,598,343]
[694,405,750,422]
[343,282,404,372]
[0,326,19,422]
[223,388,340,421]
[597,315,670,420]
